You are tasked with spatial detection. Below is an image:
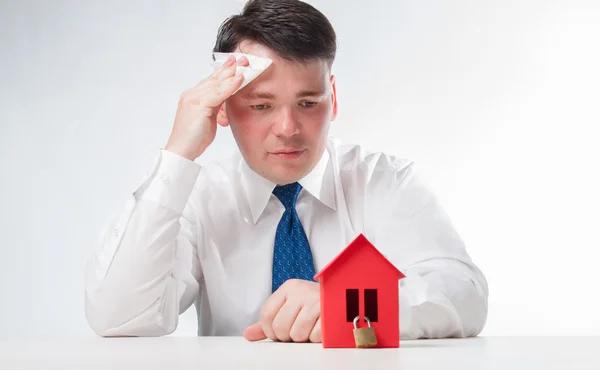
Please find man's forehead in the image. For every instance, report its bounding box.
[230,40,331,98]
[239,85,327,100]
[235,40,329,72]
[240,66,329,99]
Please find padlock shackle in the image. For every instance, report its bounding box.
[352,315,372,328]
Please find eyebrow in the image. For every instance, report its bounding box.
[240,90,276,100]
[240,89,326,100]
[297,89,326,98]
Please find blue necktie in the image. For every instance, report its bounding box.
[271,182,316,292]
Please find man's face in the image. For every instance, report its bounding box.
[218,41,338,185]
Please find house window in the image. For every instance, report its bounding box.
[345,289,359,322]
[364,289,378,322]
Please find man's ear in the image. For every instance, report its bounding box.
[217,102,230,127]
[330,75,338,122]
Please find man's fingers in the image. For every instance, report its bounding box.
[272,300,302,342]
[215,55,249,80]
[259,288,288,341]
[201,74,244,108]
[187,55,248,108]
[308,317,322,343]
[205,54,236,81]
[243,322,267,342]
[289,301,320,342]
[198,54,242,86]
[237,55,250,67]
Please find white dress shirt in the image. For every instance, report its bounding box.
[84,137,489,339]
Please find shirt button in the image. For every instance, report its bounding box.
[112,228,119,237]
[161,175,170,185]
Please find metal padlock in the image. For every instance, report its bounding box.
[353,316,377,348]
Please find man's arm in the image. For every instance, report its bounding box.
[366,161,489,339]
[84,150,203,337]
[85,54,250,337]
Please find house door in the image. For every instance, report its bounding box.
[345,289,378,322]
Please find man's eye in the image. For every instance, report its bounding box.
[301,101,318,108]
[251,104,269,110]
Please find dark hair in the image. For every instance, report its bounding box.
[213,0,337,68]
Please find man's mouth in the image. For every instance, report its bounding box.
[270,149,305,159]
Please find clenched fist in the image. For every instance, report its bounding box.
[243,279,322,343]
[164,55,249,161]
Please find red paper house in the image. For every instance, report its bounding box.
[314,233,406,348]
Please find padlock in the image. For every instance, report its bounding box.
[353,316,377,348]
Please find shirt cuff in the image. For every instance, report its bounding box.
[134,149,202,213]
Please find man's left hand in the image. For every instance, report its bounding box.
[243,279,321,343]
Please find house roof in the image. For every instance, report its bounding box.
[313,233,406,280]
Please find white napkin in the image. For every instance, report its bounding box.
[211,52,273,94]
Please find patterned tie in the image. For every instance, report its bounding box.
[271,182,316,292]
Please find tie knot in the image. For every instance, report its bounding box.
[273,182,302,210]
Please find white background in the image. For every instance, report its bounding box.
[1,0,599,338]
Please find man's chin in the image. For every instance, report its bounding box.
[266,166,308,185]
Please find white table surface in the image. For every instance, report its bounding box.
[1,336,598,370]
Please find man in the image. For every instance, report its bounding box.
[84,0,488,342]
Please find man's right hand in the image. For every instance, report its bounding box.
[164,55,249,161]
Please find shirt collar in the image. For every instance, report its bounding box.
[240,145,336,224]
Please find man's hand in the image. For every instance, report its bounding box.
[243,279,322,343]
[164,55,248,161]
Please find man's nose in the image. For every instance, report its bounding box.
[271,106,300,137]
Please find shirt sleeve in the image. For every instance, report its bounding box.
[84,149,204,337]
[365,160,489,340]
